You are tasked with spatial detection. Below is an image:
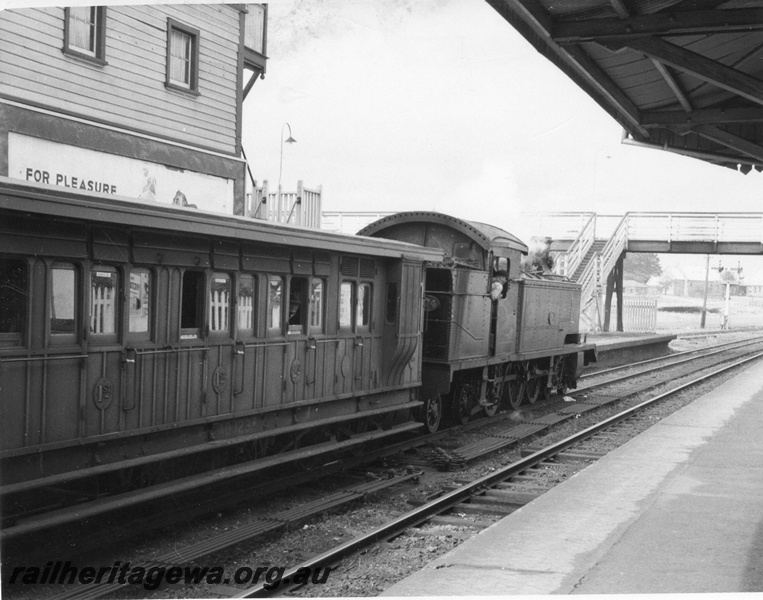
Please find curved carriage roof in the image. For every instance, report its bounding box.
[357,211,528,254]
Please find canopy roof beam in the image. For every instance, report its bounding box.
[626,37,763,107]
[554,9,763,44]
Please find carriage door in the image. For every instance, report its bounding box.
[490,256,514,357]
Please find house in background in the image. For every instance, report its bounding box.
[661,265,743,298]
[1,5,267,216]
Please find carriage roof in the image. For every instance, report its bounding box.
[0,178,443,262]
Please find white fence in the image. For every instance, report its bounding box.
[606,296,658,332]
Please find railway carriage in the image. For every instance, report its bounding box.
[0,180,442,493]
[359,212,597,432]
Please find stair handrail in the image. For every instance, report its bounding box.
[598,214,630,288]
[556,212,596,277]
[577,214,629,329]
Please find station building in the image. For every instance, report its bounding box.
[0,4,268,216]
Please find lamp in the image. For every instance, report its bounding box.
[278,122,296,192]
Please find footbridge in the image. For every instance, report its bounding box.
[535,212,763,331]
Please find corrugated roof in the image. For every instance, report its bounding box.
[487,0,763,173]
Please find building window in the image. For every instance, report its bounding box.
[64,6,106,64]
[90,266,118,336]
[166,19,200,94]
[0,258,27,347]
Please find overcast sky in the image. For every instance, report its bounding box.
[241,0,763,276]
[243,1,762,226]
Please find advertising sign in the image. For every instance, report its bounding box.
[8,132,234,214]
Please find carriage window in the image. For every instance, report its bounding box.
[267,276,283,331]
[288,278,307,334]
[357,283,372,329]
[339,282,353,329]
[310,279,324,332]
[90,267,118,335]
[237,274,255,332]
[129,269,151,334]
[180,270,204,338]
[386,283,398,323]
[209,273,231,334]
[50,263,77,336]
[493,257,509,273]
[0,258,27,346]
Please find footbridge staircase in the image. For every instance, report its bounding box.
[536,212,763,331]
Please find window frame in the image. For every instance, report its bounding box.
[357,282,372,331]
[208,272,233,338]
[63,6,107,65]
[180,270,205,341]
[287,277,308,336]
[49,262,80,346]
[166,18,200,96]
[0,257,29,348]
[236,273,257,338]
[309,278,325,334]
[266,275,284,336]
[89,264,120,344]
[127,267,153,342]
[339,281,354,332]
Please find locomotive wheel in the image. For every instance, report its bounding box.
[420,394,443,433]
[525,377,541,404]
[453,383,475,425]
[506,364,525,410]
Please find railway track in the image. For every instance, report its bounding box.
[7,335,763,600]
[230,346,763,598]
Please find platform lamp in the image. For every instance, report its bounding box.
[278,123,297,213]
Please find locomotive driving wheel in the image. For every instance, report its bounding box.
[525,377,541,404]
[420,394,443,433]
[505,363,525,410]
[453,382,476,425]
[525,363,541,404]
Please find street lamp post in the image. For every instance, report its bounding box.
[278,123,297,217]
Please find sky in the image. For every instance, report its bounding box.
[241,0,763,278]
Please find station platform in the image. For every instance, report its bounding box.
[384,357,763,595]
[587,332,676,369]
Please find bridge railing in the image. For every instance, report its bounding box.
[627,212,763,243]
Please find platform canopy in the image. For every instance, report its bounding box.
[487,0,763,173]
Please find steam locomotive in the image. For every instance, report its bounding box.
[0,179,595,498]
